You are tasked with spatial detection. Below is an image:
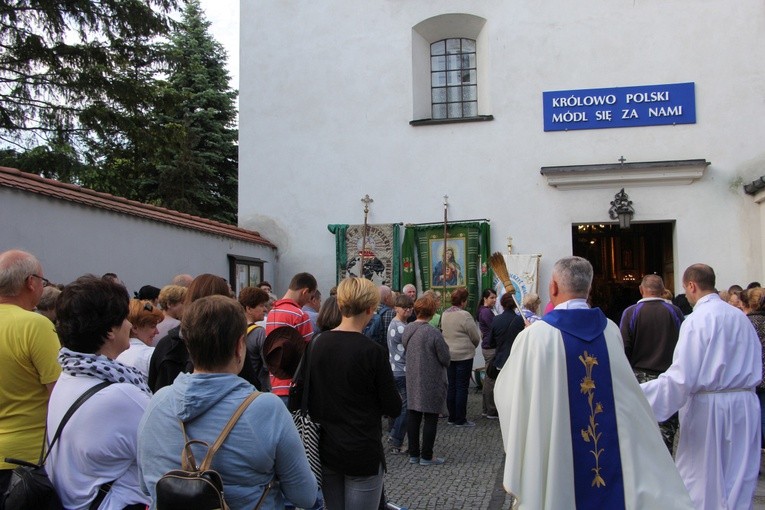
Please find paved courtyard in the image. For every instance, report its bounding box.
[382,389,511,510]
[381,388,765,510]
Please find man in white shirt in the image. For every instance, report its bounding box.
[642,263,762,510]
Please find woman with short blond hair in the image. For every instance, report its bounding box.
[155,285,186,342]
[307,277,401,509]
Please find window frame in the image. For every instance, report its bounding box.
[430,38,478,120]
[227,254,265,296]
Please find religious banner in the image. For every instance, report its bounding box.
[494,253,541,311]
[327,223,400,287]
[402,222,490,313]
[400,227,417,289]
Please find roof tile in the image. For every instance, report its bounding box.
[0,166,275,248]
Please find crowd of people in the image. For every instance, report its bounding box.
[1,247,764,510]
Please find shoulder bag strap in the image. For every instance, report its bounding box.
[300,333,320,413]
[199,391,261,471]
[178,421,202,471]
[43,380,113,464]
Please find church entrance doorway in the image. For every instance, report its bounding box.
[571,222,675,324]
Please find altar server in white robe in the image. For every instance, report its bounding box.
[495,256,693,510]
[642,263,761,510]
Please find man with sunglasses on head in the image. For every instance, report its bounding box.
[0,249,61,494]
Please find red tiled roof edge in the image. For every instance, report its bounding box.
[0,166,276,249]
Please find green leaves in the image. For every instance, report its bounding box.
[1,0,239,225]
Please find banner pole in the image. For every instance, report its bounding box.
[360,194,373,279]
[442,195,449,309]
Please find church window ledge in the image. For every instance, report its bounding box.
[409,115,493,126]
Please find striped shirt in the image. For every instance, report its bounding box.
[265,298,313,396]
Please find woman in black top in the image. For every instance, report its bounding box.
[307,277,401,510]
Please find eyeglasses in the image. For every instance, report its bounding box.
[143,302,154,312]
[29,274,50,287]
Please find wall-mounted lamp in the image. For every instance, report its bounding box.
[608,188,634,229]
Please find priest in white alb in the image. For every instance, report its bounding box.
[495,256,693,510]
[642,263,761,510]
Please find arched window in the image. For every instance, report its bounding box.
[411,13,491,124]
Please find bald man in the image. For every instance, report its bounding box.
[619,274,684,451]
[171,274,193,288]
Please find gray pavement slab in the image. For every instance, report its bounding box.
[755,454,765,510]
[382,389,512,510]
[380,389,765,509]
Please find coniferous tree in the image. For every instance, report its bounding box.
[0,0,179,148]
[149,0,239,224]
[1,0,239,225]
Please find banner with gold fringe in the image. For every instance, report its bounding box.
[328,223,400,288]
[402,221,491,312]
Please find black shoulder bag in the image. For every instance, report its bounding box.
[3,381,113,510]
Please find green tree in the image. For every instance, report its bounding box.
[0,143,90,183]
[149,0,239,224]
[0,0,180,148]
[1,0,239,225]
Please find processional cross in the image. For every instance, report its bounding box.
[360,194,374,278]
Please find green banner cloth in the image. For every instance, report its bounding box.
[404,221,490,313]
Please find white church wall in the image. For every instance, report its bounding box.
[239,0,765,296]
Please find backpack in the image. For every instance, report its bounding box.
[155,392,272,510]
[362,313,385,348]
[2,381,113,510]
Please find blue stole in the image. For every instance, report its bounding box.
[543,309,625,510]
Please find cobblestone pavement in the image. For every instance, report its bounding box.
[379,389,765,509]
[755,455,765,509]
[382,389,512,510]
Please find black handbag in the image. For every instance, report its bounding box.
[485,359,500,380]
[155,392,272,510]
[3,381,113,510]
[288,336,322,487]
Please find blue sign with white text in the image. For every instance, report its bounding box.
[543,82,696,131]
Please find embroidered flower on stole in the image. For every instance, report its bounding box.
[578,351,606,488]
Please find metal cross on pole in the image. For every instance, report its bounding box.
[360,194,374,279]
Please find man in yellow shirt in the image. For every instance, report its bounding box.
[0,249,61,493]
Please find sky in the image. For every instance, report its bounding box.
[198,0,240,90]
